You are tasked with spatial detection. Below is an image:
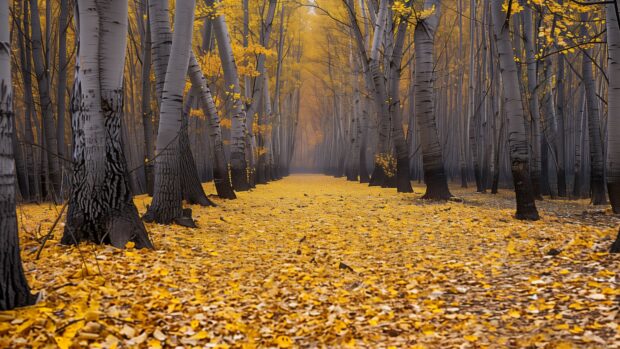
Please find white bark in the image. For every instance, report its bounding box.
[607,2,620,211]
[490,0,538,219]
[146,0,196,224]
[209,0,249,190]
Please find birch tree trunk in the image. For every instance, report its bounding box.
[180,89,215,206]
[149,0,172,104]
[57,0,69,161]
[187,54,236,199]
[490,0,539,220]
[141,0,155,195]
[143,0,196,226]
[582,42,606,205]
[414,0,452,199]
[30,0,62,201]
[209,0,250,191]
[62,0,153,248]
[606,2,620,212]
[18,0,39,200]
[522,4,542,200]
[344,0,393,187]
[388,2,413,193]
[0,0,36,310]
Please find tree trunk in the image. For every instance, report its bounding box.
[490,0,539,220]
[388,1,413,193]
[522,5,543,200]
[30,0,62,201]
[414,0,452,200]
[180,90,215,207]
[57,0,69,161]
[606,2,620,212]
[0,0,37,309]
[187,54,236,199]
[142,1,155,196]
[63,0,153,249]
[143,0,196,226]
[208,0,250,191]
[582,24,606,205]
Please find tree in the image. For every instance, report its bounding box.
[606,1,620,212]
[62,0,153,248]
[414,0,452,200]
[29,0,62,201]
[187,54,236,199]
[0,0,37,310]
[490,0,539,220]
[522,4,543,200]
[208,0,251,191]
[581,19,606,205]
[143,0,197,226]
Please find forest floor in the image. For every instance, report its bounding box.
[2,175,620,348]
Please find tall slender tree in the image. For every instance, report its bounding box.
[29,0,62,200]
[414,0,451,199]
[0,0,37,310]
[208,0,251,191]
[490,0,539,220]
[606,2,620,212]
[581,17,606,205]
[143,0,197,226]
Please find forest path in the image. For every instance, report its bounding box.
[8,175,620,348]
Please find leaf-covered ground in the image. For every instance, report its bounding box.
[3,175,620,348]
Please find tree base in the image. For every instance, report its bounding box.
[512,163,540,221]
[591,179,607,205]
[460,167,468,188]
[231,167,251,191]
[214,178,236,200]
[610,229,620,253]
[557,169,567,197]
[606,182,620,214]
[369,164,385,187]
[143,204,196,228]
[63,201,153,249]
[396,157,413,193]
[421,168,452,200]
[531,176,543,201]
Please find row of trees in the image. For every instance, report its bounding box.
[301,0,620,218]
[1,0,302,310]
[293,0,620,253]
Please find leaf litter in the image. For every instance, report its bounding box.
[3,175,620,348]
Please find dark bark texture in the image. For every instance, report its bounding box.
[63,89,153,248]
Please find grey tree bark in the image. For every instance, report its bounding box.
[187,54,236,199]
[522,4,542,199]
[62,0,153,248]
[490,0,539,220]
[143,0,197,226]
[180,89,216,207]
[141,0,155,196]
[30,0,62,201]
[606,2,620,212]
[414,0,452,199]
[582,36,606,205]
[0,0,36,310]
[208,0,250,191]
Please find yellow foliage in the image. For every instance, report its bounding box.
[2,176,618,347]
